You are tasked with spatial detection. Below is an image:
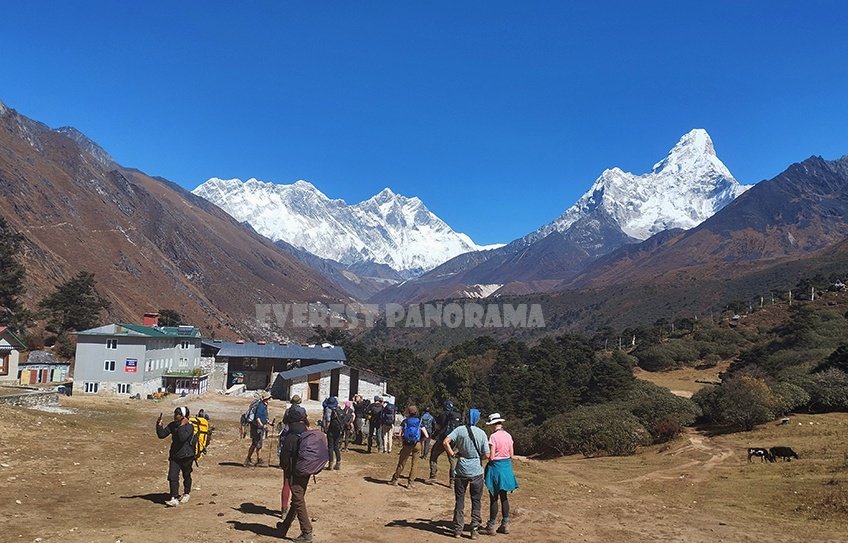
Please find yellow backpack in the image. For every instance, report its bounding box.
[189,416,211,464]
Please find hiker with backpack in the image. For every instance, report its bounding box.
[353,394,369,445]
[482,412,518,535]
[341,400,355,451]
[324,396,343,470]
[278,416,327,543]
[381,401,396,454]
[428,400,462,486]
[367,396,384,453]
[443,408,490,540]
[244,391,271,467]
[155,406,195,507]
[389,405,429,488]
[420,407,435,459]
[278,395,305,519]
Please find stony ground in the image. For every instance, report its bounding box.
[1,394,846,543]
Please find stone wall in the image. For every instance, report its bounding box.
[0,387,59,408]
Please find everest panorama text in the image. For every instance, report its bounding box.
[255,302,546,329]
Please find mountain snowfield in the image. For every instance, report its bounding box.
[524,129,751,245]
[192,178,500,275]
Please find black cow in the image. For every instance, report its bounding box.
[769,446,799,461]
[747,447,775,463]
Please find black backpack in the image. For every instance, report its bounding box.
[328,407,344,433]
[443,409,462,437]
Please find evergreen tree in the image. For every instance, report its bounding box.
[38,271,110,334]
[0,217,33,331]
[157,308,183,327]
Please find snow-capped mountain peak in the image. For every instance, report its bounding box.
[192,178,494,275]
[525,129,751,244]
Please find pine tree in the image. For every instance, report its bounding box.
[0,217,33,331]
[38,271,110,334]
[157,308,183,327]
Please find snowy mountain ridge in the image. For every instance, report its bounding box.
[524,129,751,245]
[192,177,500,276]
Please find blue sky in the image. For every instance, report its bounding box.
[3,2,847,245]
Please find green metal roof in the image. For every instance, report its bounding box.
[76,323,201,338]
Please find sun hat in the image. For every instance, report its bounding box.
[258,391,271,401]
[486,413,506,425]
[290,394,302,404]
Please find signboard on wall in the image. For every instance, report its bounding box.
[125,358,138,373]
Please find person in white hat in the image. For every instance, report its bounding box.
[482,412,518,535]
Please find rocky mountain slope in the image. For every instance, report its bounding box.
[0,100,347,338]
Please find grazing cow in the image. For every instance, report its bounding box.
[769,446,799,461]
[747,447,775,463]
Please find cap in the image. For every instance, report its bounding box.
[290,394,302,404]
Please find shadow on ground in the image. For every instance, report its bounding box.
[226,520,279,537]
[385,518,455,536]
[120,492,169,505]
[233,502,279,516]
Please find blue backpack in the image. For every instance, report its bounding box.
[402,416,422,445]
[381,403,396,425]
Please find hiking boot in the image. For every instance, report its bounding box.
[496,523,510,534]
[291,532,313,542]
[453,531,462,539]
[482,522,497,535]
[165,497,180,507]
[243,458,253,467]
[179,493,190,504]
[333,462,340,471]
[255,459,266,467]
[389,477,398,486]
[407,479,416,489]
[470,527,480,540]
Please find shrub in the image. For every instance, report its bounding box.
[694,376,780,430]
[623,380,700,436]
[538,405,648,457]
[650,418,683,443]
[770,381,811,415]
[806,369,848,412]
[506,419,539,456]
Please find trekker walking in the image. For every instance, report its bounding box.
[155,406,195,507]
[390,405,429,488]
[443,408,489,539]
[353,395,368,445]
[325,396,343,470]
[341,400,355,451]
[367,396,384,453]
[420,407,435,459]
[245,392,271,467]
[381,401,396,454]
[482,413,518,535]
[280,395,306,518]
[278,416,314,542]
[429,400,462,486]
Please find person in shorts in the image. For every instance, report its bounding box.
[245,391,270,467]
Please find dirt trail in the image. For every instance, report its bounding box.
[1,397,846,543]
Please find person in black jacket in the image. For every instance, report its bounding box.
[156,406,195,507]
[278,416,313,542]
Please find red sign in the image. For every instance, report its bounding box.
[125,358,138,373]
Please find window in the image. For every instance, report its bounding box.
[117,383,131,394]
[244,357,258,369]
[180,341,190,349]
[0,354,7,376]
[104,360,116,372]
[145,360,151,371]
[106,339,118,349]
[179,357,188,367]
[84,382,99,393]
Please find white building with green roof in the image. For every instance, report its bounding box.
[74,320,204,396]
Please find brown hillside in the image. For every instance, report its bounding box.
[0,103,348,338]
